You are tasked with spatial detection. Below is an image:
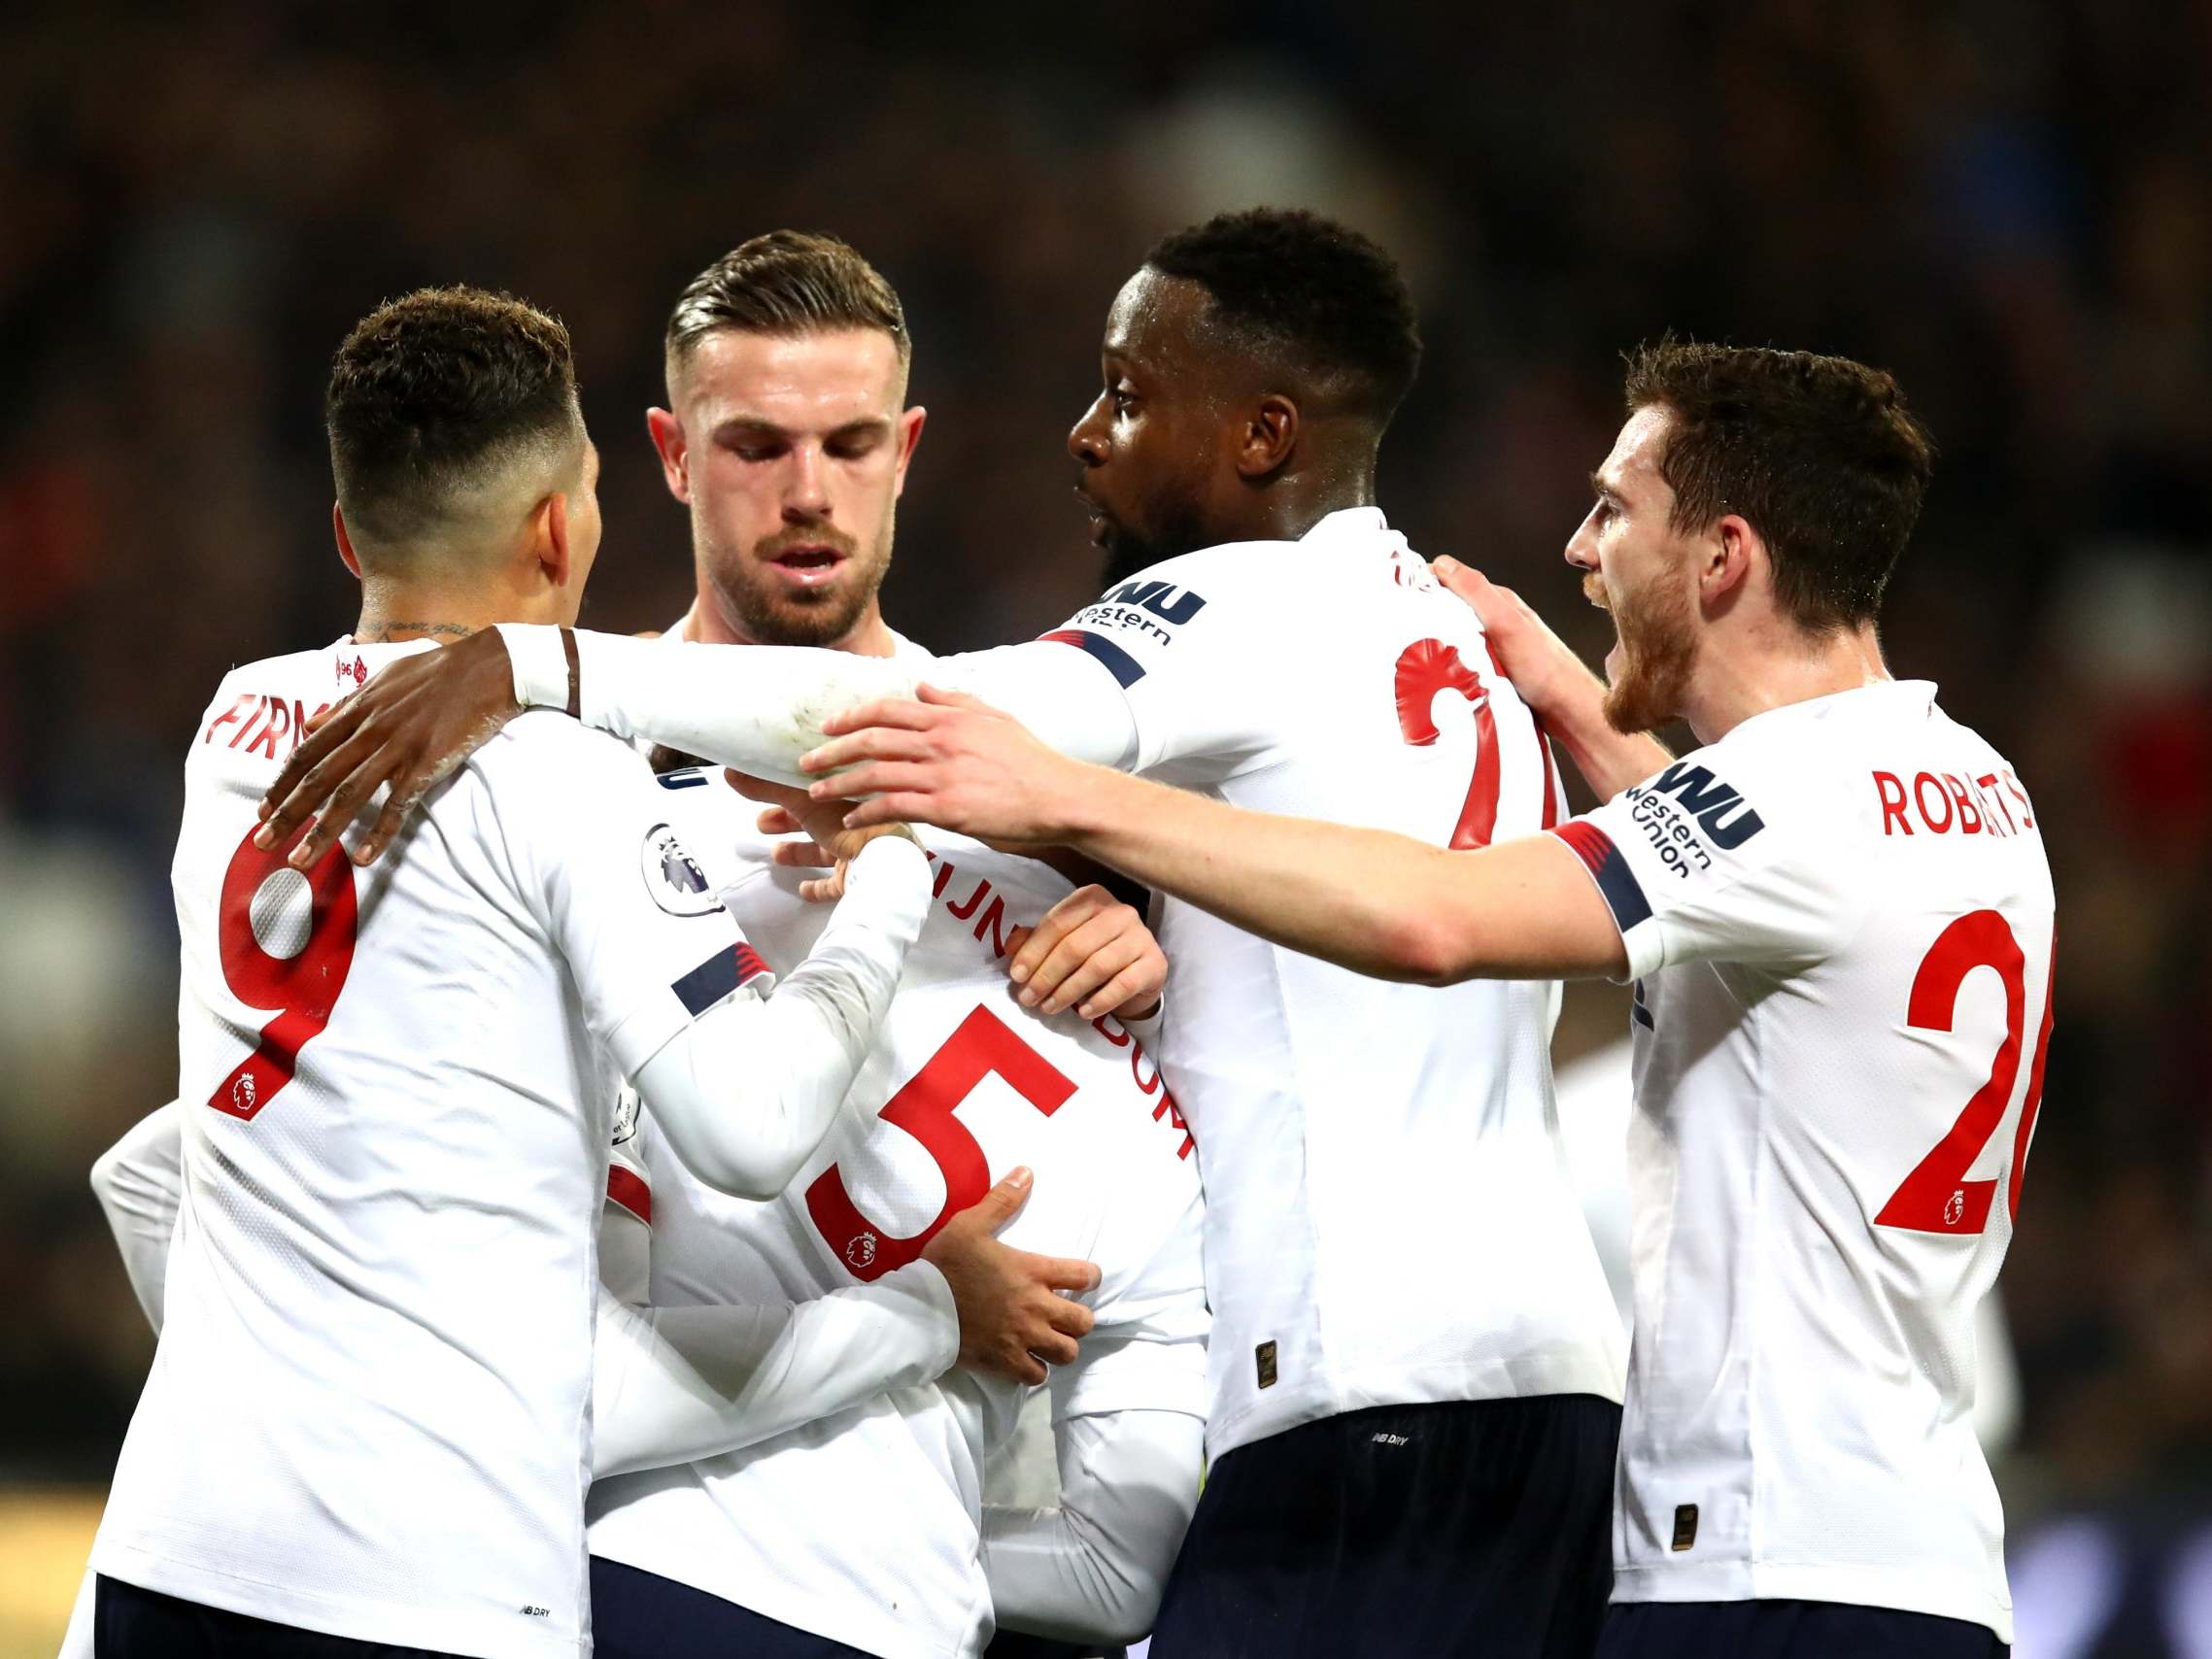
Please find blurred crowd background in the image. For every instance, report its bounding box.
[4,1,2209,1652]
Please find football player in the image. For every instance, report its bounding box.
[85,288,1080,1659]
[798,342,2052,1659]
[257,211,1629,1658]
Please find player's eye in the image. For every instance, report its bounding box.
[1110,386,1138,415]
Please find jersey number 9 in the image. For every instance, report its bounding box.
[207,821,359,1121]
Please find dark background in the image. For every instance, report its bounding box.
[3,1,2208,1651]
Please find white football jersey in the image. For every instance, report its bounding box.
[586,770,1208,1659]
[1038,508,1626,1457]
[94,640,756,1658]
[1554,679,2054,1641]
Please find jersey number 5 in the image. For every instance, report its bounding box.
[208,821,359,1121]
[1875,911,2055,1234]
[807,1004,1075,1281]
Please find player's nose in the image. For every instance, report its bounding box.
[1067,400,1108,467]
[785,443,832,514]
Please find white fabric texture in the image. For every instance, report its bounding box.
[1558,680,2054,1641]
[89,639,908,1659]
[633,833,930,1198]
[585,765,1208,1659]
[533,515,1625,1466]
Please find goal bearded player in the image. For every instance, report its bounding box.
[85,288,1080,1659]
[801,346,2055,1659]
[256,212,1628,1656]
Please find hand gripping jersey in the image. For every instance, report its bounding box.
[1551,680,2055,1642]
[94,641,756,1658]
[585,770,1208,1659]
[1039,508,1626,1456]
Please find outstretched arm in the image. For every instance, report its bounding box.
[801,690,1629,986]
[254,626,1136,871]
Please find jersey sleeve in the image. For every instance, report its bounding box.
[1549,746,1868,981]
[507,628,1139,787]
[598,1087,654,1304]
[496,720,769,1079]
[1035,550,1281,779]
[1060,1177,1209,1422]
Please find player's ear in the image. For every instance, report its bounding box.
[1706,513,1758,608]
[332,503,362,581]
[535,491,572,590]
[892,405,928,499]
[646,408,690,505]
[1235,393,1299,480]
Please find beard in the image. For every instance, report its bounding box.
[704,513,892,649]
[1095,491,1212,589]
[1593,566,1698,733]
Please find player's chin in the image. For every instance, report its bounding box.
[756,591,864,647]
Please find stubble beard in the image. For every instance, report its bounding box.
[1095,480,1214,590]
[1597,566,1699,734]
[702,504,895,649]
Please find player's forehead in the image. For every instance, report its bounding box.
[1597,405,1675,500]
[1100,267,1207,372]
[673,326,904,431]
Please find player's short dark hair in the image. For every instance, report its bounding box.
[325,286,582,548]
[1144,208,1422,428]
[1622,339,1937,632]
[665,231,909,375]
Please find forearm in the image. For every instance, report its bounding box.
[635,835,931,1199]
[1527,663,1672,801]
[504,629,1137,786]
[90,1100,186,1332]
[983,1409,1205,1645]
[590,1263,956,1478]
[1056,765,1615,983]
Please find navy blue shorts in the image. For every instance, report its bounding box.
[984,1633,1125,1658]
[590,1556,875,1659]
[1146,1393,1620,1659]
[1598,1600,2009,1658]
[93,1574,459,1657]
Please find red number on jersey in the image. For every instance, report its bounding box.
[806,1003,1075,1282]
[208,820,359,1120]
[1875,911,2055,1234]
[1394,638,1560,847]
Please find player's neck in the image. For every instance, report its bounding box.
[682,590,899,658]
[1221,443,1379,546]
[355,582,555,646]
[1684,621,1891,744]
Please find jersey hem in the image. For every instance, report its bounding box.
[1204,1351,1626,1461]
[1610,1559,2014,1643]
[91,1536,588,1659]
